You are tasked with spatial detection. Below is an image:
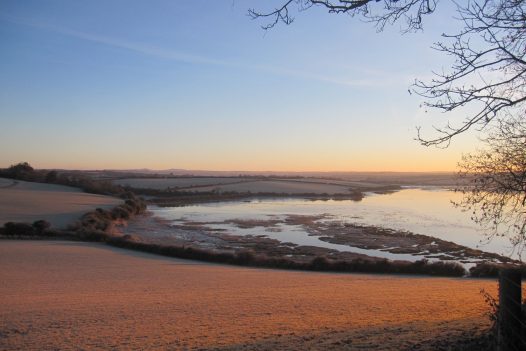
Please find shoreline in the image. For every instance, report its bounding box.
[1,199,518,277]
[1,176,521,277]
[0,238,496,279]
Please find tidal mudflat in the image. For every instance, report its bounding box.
[1,240,496,350]
[127,188,516,267]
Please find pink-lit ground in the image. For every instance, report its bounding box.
[0,178,120,228]
[1,241,496,350]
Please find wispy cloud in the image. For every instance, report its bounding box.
[1,14,405,88]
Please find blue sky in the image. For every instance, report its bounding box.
[0,0,477,171]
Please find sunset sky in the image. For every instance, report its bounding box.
[0,0,479,172]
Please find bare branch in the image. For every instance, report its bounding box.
[455,115,526,255]
[414,0,526,146]
[249,1,438,31]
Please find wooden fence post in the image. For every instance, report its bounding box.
[498,269,523,351]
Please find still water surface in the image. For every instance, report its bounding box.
[152,188,519,261]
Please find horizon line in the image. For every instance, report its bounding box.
[2,165,456,174]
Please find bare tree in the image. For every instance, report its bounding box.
[250,0,526,147]
[414,1,526,147]
[248,1,438,31]
[456,116,526,256]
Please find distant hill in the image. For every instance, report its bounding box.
[82,169,457,186]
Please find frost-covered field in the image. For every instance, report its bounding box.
[113,177,249,189]
[112,177,387,194]
[0,178,120,228]
[193,180,355,194]
[1,241,494,350]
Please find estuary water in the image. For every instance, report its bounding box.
[151,187,521,261]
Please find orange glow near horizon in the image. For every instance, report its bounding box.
[2,129,469,173]
[16,151,461,173]
[1,2,485,177]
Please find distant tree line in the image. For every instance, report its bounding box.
[0,161,147,236]
[0,162,125,196]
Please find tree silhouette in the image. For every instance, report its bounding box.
[5,162,35,180]
[249,1,438,32]
[456,116,526,256]
[250,0,526,147]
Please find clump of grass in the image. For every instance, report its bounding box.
[32,219,51,234]
[470,263,503,277]
[3,222,35,236]
[469,262,526,278]
[304,257,466,276]
[2,220,54,237]
[69,194,147,238]
[88,235,465,277]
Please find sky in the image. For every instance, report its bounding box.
[0,0,481,172]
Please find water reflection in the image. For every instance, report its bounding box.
[152,188,518,260]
